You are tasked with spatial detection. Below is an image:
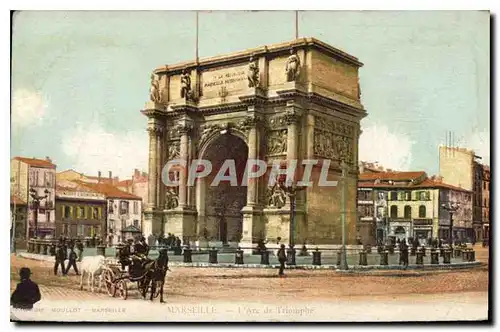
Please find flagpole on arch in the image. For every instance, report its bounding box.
[295,10,299,39]
[196,10,199,62]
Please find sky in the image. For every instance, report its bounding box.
[11,10,490,179]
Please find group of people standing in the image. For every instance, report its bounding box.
[52,237,84,276]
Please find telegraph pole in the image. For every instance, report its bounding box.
[339,160,349,270]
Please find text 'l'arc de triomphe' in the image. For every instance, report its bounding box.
[142,38,366,248]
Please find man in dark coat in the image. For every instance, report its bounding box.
[11,268,41,310]
[277,244,287,277]
[399,238,409,267]
[76,240,84,262]
[54,244,67,276]
[65,246,80,275]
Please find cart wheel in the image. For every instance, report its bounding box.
[102,269,115,297]
[116,280,128,300]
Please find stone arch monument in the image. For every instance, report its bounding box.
[142,38,367,248]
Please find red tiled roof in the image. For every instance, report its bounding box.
[116,179,133,187]
[74,180,141,200]
[10,195,26,205]
[13,157,56,169]
[359,171,426,181]
[412,179,472,192]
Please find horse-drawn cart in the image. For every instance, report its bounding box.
[100,256,165,301]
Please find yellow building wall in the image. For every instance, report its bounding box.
[439,146,474,191]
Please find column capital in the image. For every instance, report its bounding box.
[285,109,301,125]
[147,125,165,137]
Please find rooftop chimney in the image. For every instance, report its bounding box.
[98,171,101,183]
[109,171,112,180]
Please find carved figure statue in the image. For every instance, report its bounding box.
[285,48,301,82]
[266,183,287,209]
[165,188,179,210]
[168,143,179,160]
[149,74,161,103]
[247,56,260,88]
[180,69,192,100]
[268,130,287,155]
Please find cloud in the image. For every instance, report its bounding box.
[11,89,48,127]
[61,124,148,179]
[359,123,414,171]
[464,130,490,165]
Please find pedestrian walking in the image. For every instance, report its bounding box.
[76,240,84,262]
[10,268,41,310]
[65,246,80,275]
[400,238,409,267]
[277,244,287,277]
[54,244,66,276]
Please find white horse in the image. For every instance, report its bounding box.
[79,255,106,293]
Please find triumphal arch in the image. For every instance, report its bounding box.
[142,38,366,248]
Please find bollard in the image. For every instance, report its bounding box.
[359,250,368,266]
[260,250,270,265]
[183,247,192,263]
[337,251,342,266]
[364,244,372,254]
[454,247,462,258]
[461,248,468,262]
[410,247,416,256]
[235,248,244,264]
[312,248,321,266]
[443,249,452,264]
[209,247,218,264]
[416,249,424,266]
[286,247,296,265]
[430,249,439,265]
[380,251,388,266]
[49,243,56,256]
[96,244,106,256]
[469,249,475,262]
[42,242,48,255]
[35,241,41,254]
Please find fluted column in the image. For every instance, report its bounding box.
[147,124,160,209]
[156,125,165,209]
[246,119,259,207]
[178,123,192,208]
[285,103,301,162]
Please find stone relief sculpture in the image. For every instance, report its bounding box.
[266,182,287,209]
[149,74,161,103]
[180,69,192,100]
[285,48,301,82]
[314,130,353,162]
[165,188,179,210]
[267,130,288,155]
[168,141,180,160]
[247,56,260,88]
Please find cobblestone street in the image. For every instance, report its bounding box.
[10,246,489,321]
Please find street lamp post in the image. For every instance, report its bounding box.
[29,188,49,239]
[278,177,307,265]
[339,160,349,271]
[441,201,460,247]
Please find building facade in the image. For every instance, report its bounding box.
[55,180,107,239]
[11,157,57,238]
[76,181,142,245]
[358,172,473,244]
[143,38,366,247]
[10,195,28,248]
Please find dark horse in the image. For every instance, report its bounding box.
[141,248,169,303]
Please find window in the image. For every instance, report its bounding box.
[77,207,84,219]
[390,205,398,218]
[397,192,404,201]
[77,225,84,236]
[133,201,138,214]
[419,205,426,218]
[404,205,411,219]
[133,220,139,228]
[390,191,397,201]
[92,207,99,219]
[404,192,411,201]
[64,206,71,219]
[108,200,114,214]
[120,201,129,215]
